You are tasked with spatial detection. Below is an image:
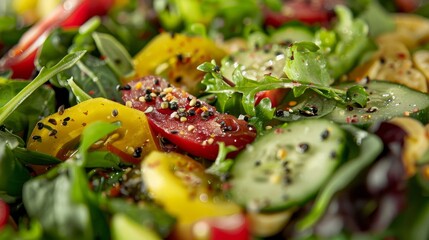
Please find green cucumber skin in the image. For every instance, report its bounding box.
[221,44,286,81]
[229,119,346,212]
[325,80,429,128]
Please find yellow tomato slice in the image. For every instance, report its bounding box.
[141,151,241,225]
[132,32,226,94]
[27,98,158,163]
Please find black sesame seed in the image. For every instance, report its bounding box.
[330,151,337,159]
[169,101,179,110]
[145,89,152,94]
[63,117,70,122]
[347,105,354,111]
[112,109,119,117]
[32,135,42,141]
[254,160,261,167]
[117,84,131,91]
[62,121,68,126]
[170,130,179,134]
[49,129,57,136]
[201,111,210,119]
[321,129,330,140]
[154,79,160,85]
[175,76,183,83]
[37,122,44,130]
[144,94,152,102]
[195,101,202,108]
[176,54,184,63]
[188,109,196,116]
[297,143,310,153]
[48,118,57,125]
[213,65,220,72]
[275,110,284,117]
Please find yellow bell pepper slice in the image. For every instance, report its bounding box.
[141,151,241,225]
[132,32,226,94]
[27,98,158,163]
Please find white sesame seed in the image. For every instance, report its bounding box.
[180,117,187,122]
[138,96,146,102]
[207,138,214,145]
[170,112,179,119]
[145,106,154,113]
[189,98,197,107]
[125,101,133,107]
[188,125,195,131]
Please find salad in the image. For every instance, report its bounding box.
[1,0,429,239]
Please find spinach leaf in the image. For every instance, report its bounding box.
[0,132,31,198]
[23,163,109,240]
[92,32,134,78]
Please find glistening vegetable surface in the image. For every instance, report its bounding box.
[1,0,429,240]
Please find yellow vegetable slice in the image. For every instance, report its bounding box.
[133,32,226,94]
[141,151,241,225]
[27,98,158,163]
[390,117,429,176]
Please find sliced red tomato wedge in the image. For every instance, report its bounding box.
[0,200,9,230]
[121,76,257,160]
[255,88,289,107]
[0,0,113,79]
[264,0,342,27]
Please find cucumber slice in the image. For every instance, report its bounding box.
[221,44,286,81]
[229,119,346,212]
[325,80,429,127]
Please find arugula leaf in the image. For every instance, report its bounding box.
[284,42,333,86]
[316,6,373,79]
[205,142,237,177]
[67,78,92,103]
[0,51,86,126]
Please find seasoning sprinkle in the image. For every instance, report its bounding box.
[37,122,44,130]
[57,105,65,115]
[112,109,119,117]
[48,118,57,125]
[297,143,310,153]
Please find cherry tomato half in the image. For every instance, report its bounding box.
[122,76,257,160]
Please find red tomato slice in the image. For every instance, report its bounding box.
[0,200,9,230]
[121,76,257,160]
[255,88,289,107]
[0,0,113,79]
[264,1,341,27]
